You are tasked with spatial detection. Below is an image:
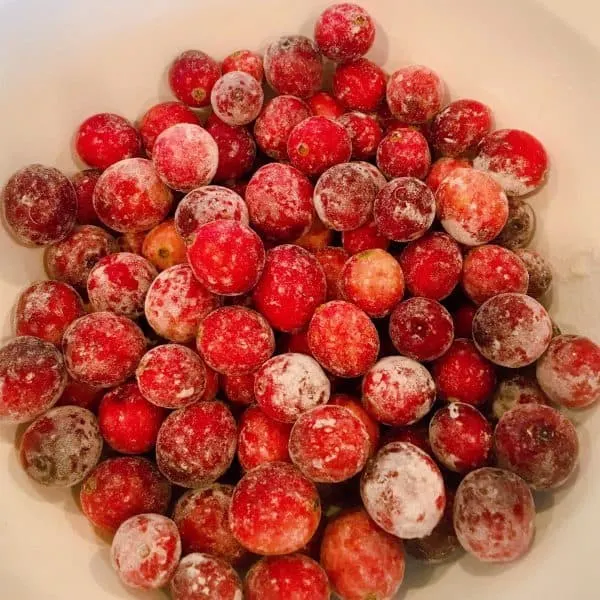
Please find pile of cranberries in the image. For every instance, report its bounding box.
[2,3,600,599]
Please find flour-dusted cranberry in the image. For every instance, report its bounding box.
[245,163,313,242]
[169,50,221,108]
[383,425,432,456]
[454,467,535,562]
[229,461,321,555]
[362,356,435,426]
[145,264,220,342]
[3,164,77,246]
[389,297,454,362]
[198,307,275,375]
[431,99,493,157]
[338,111,383,160]
[173,484,247,563]
[361,441,445,538]
[294,216,333,252]
[253,245,327,333]
[308,300,379,377]
[0,336,66,424]
[376,128,431,180]
[536,334,600,409]
[333,58,386,112]
[63,312,146,387]
[398,232,463,300]
[342,220,389,255]
[138,101,199,155]
[171,553,242,600]
[283,330,313,356]
[111,513,181,590]
[462,244,529,305]
[19,406,102,487]
[156,401,237,488]
[211,71,264,127]
[223,49,264,81]
[118,231,146,254]
[491,374,548,420]
[472,293,552,368]
[80,456,171,532]
[222,373,255,406]
[429,402,492,473]
[452,303,476,338]
[515,248,553,299]
[238,405,292,470]
[432,339,496,406]
[426,157,471,194]
[330,393,380,456]
[247,554,329,600]
[436,167,508,246]
[494,197,536,250]
[71,169,102,225]
[264,35,323,98]
[315,247,349,300]
[56,377,103,411]
[15,280,84,346]
[152,123,218,192]
[474,129,549,196]
[142,219,187,271]
[306,91,345,119]
[288,116,351,177]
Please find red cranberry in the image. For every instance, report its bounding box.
[330,393,380,456]
[168,50,221,108]
[338,111,383,159]
[55,377,103,412]
[376,128,431,180]
[315,246,349,300]
[425,157,471,194]
[222,372,255,407]
[138,101,199,155]
[222,49,264,81]
[452,303,477,338]
[342,220,389,254]
[307,91,345,118]
[333,58,386,112]
[71,169,102,225]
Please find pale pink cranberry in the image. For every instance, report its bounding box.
[211,71,264,126]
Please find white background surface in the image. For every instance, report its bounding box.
[0,1,599,598]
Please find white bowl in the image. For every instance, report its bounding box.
[1,0,599,598]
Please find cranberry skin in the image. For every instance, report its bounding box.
[307,91,345,119]
[80,456,171,532]
[169,50,221,107]
[491,374,548,420]
[474,129,549,196]
[139,101,199,155]
[494,197,536,250]
[288,116,352,177]
[264,35,323,98]
[294,216,333,252]
[229,461,321,555]
[462,244,529,305]
[71,169,102,225]
[315,246,349,300]
[321,508,404,600]
[222,373,255,406]
[15,280,84,346]
[246,163,313,242]
[454,467,535,562]
[333,58,386,112]
[384,425,432,456]
[426,157,471,194]
[472,293,553,368]
[436,167,509,246]
[536,334,600,409]
[376,128,431,180]
[432,339,496,406]
[3,164,77,246]
[338,111,383,160]
[111,514,181,591]
[156,401,237,488]
[222,49,264,81]
[389,297,454,362]
[142,219,187,271]
[118,231,146,254]
[386,66,444,124]
[0,336,67,424]
[342,220,389,254]
[253,245,327,333]
[98,382,166,454]
[211,71,264,126]
[330,393,380,456]
[515,248,553,299]
[361,441,446,539]
[452,303,477,339]
[56,377,103,412]
[63,312,146,388]
[19,406,102,487]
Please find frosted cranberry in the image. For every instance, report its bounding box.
[515,248,552,299]
[173,484,246,563]
[3,164,77,246]
[361,441,445,538]
[80,456,171,532]
[19,406,102,486]
[200,366,220,403]
[431,99,493,157]
[342,220,389,255]
[333,58,386,112]
[338,111,382,159]
[383,425,432,457]
[305,92,343,120]
[389,297,454,362]
[288,116,351,176]
[111,513,181,590]
[169,50,220,107]
[436,167,508,246]
[376,128,431,180]
[452,303,476,338]
[222,373,255,406]
[474,129,549,196]
[492,374,548,420]
[118,231,146,254]
[71,169,101,225]
[56,377,102,411]
[63,312,146,387]
[253,245,327,333]
[205,113,256,182]
[330,393,380,456]
[229,461,321,554]
[198,307,274,375]
[398,232,462,300]
[211,71,264,126]
[308,301,379,377]
[246,163,313,242]
[156,401,237,487]
[171,553,242,600]
[462,244,529,305]
[386,66,444,124]
[294,216,333,252]
[315,247,349,300]
[362,356,435,426]
[223,49,264,81]
[321,508,405,600]
[142,219,187,271]
[432,339,496,406]
[494,197,536,250]
[264,35,323,98]
[472,293,552,368]
[454,467,535,562]
[283,330,313,356]
[145,264,220,343]
[536,334,600,409]
[426,157,471,194]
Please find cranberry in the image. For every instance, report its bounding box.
[491,374,548,420]
[377,128,431,180]
[515,248,553,299]
[222,373,255,407]
[222,49,264,81]
[452,303,477,338]
[342,220,389,254]
[494,197,536,250]
[330,393,380,456]
[138,101,199,155]
[338,111,383,159]
[168,50,221,108]
[55,377,103,412]
[294,216,333,252]
[117,231,146,254]
[425,157,471,194]
[315,246,349,300]
[211,71,264,126]
[141,219,187,271]
[71,169,102,225]
[383,425,432,456]
[306,91,345,118]
[333,58,386,112]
